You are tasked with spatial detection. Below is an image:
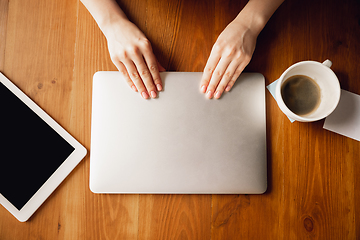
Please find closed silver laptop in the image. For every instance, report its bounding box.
[90,72,267,194]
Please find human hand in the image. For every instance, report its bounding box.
[105,19,165,99]
[200,18,258,99]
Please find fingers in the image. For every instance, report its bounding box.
[131,56,158,99]
[122,58,151,99]
[113,60,138,92]
[200,49,221,94]
[205,57,236,99]
[227,62,247,91]
[142,49,163,92]
[200,49,250,99]
[131,43,165,98]
[201,57,250,99]
[200,19,257,99]
[110,37,164,99]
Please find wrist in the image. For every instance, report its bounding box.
[81,0,128,38]
[100,16,128,39]
[98,11,129,39]
[234,0,284,36]
[233,4,266,36]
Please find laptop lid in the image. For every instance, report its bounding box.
[90,72,267,194]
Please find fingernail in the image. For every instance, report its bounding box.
[131,85,137,92]
[206,90,213,99]
[201,85,207,93]
[215,91,221,99]
[225,86,231,92]
[150,90,157,98]
[156,84,162,91]
[141,91,149,99]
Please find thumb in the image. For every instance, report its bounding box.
[157,61,166,72]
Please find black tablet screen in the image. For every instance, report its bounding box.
[0,82,75,210]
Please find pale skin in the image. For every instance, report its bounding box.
[81,0,284,99]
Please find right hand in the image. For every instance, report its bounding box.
[104,19,165,99]
[200,18,257,99]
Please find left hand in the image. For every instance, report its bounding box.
[200,18,258,99]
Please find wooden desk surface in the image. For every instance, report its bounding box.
[1,0,360,239]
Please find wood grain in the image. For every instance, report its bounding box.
[138,195,211,239]
[0,0,8,71]
[1,0,360,239]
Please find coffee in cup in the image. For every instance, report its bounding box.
[275,60,341,122]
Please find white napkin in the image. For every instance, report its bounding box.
[323,90,360,141]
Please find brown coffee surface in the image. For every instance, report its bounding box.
[281,75,321,116]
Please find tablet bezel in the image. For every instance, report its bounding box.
[0,72,87,222]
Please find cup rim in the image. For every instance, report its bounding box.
[276,60,341,122]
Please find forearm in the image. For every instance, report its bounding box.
[234,0,284,35]
[80,0,128,36]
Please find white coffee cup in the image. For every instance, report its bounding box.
[275,60,341,122]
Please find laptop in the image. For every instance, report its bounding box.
[90,71,267,194]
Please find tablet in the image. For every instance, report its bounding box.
[0,72,87,222]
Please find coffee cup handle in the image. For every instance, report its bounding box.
[322,59,332,68]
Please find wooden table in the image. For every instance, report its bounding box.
[1,0,360,239]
